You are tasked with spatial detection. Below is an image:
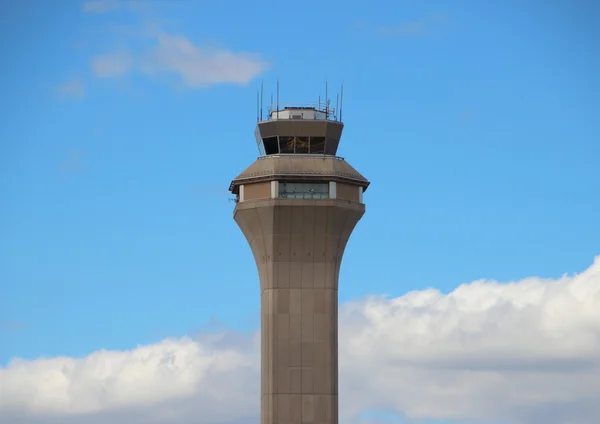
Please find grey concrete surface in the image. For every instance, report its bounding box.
[233,198,365,424]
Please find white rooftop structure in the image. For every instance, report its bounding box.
[267,102,335,121]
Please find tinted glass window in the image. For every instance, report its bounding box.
[278,182,329,199]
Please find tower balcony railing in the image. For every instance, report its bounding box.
[266,101,339,122]
[256,153,346,161]
[279,192,330,199]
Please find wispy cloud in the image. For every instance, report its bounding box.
[57,79,85,100]
[91,50,133,78]
[89,34,268,88]
[1,256,599,423]
[83,5,268,88]
[140,33,269,88]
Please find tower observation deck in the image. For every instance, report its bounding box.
[229,93,369,424]
[254,101,343,156]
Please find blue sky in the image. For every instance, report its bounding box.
[1,1,599,423]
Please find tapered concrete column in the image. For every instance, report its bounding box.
[234,198,365,424]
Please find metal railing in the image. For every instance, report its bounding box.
[256,153,345,161]
[279,192,330,199]
[267,100,338,121]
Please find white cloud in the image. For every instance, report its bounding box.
[338,256,600,423]
[88,33,268,88]
[82,1,268,88]
[57,79,85,100]
[1,257,599,424]
[0,334,260,423]
[140,33,269,87]
[91,50,133,78]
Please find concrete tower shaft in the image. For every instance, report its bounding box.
[234,198,363,424]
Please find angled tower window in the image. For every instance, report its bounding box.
[279,181,329,199]
[309,137,326,154]
[279,136,309,154]
[294,136,309,154]
[262,136,279,155]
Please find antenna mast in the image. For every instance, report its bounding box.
[260,82,264,121]
[340,84,344,122]
[325,80,328,119]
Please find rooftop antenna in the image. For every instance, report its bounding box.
[325,79,328,119]
[336,92,339,121]
[276,79,280,120]
[256,89,259,122]
[340,84,344,122]
[260,81,264,121]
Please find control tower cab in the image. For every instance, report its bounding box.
[254,102,343,156]
[232,98,369,202]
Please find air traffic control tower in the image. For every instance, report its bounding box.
[229,93,369,424]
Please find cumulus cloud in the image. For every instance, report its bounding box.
[338,257,600,423]
[1,257,599,424]
[0,334,260,424]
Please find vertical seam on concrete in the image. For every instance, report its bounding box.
[298,205,303,424]
[324,204,331,408]
[289,205,293,424]
[314,203,320,403]
[333,206,349,402]
[254,205,269,406]
[311,204,316,408]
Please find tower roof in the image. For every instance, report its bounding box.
[229,154,369,194]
